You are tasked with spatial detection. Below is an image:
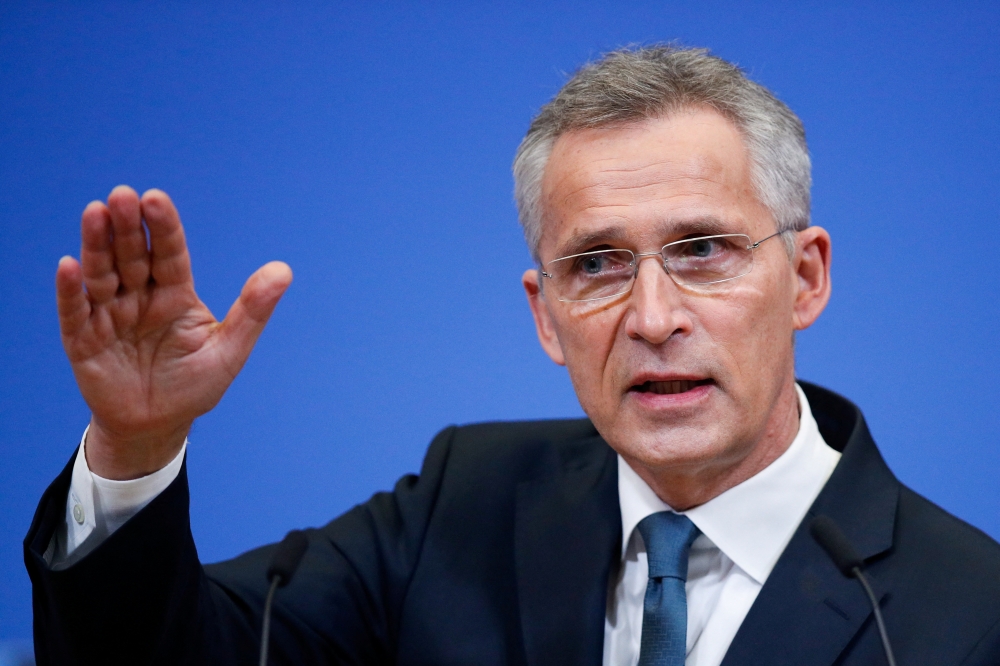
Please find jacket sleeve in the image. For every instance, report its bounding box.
[24,425,458,666]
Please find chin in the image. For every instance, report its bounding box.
[608,423,729,470]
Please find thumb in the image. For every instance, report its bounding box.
[216,261,293,371]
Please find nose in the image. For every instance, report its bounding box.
[623,254,693,345]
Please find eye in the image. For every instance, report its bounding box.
[579,255,607,274]
[570,251,632,276]
[685,237,727,258]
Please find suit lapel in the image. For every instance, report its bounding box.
[515,437,621,666]
[721,383,899,666]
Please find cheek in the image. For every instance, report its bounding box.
[704,280,794,390]
[554,309,622,399]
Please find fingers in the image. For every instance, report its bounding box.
[80,200,119,303]
[107,186,151,290]
[141,189,193,288]
[238,262,294,322]
[81,185,151,302]
[56,255,90,340]
[216,262,293,375]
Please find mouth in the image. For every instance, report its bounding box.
[631,378,715,395]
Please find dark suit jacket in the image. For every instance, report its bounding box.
[24,382,1000,665]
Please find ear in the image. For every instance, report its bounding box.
[791,226,832,330]
[522,268,566,366]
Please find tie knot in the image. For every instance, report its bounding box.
[637,511,700,581]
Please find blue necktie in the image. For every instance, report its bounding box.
[636,512,700,666]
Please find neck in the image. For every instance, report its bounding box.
[626,378,802,511]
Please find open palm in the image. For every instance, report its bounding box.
[56,186,292,479]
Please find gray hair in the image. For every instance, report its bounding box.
[512,45,811,263]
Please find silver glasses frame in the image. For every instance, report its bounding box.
[540,230,790,303]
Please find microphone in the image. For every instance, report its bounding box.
[259,530,309,666]
[810,516,897,666]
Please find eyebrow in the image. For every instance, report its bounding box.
[553,216,739,258]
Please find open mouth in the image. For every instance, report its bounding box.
[632,379,714,395]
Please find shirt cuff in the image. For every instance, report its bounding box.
[48,426,187,569]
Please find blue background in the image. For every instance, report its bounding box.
[2,1,999,652]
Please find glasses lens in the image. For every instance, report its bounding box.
[547,249,635,302]
[663,235,752,285]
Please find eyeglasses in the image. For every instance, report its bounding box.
[540,231,789,303]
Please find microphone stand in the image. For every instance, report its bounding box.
[259,575,283,666]
[259,530,309,666]
[810,515,897,666]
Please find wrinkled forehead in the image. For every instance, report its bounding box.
[537,111,767,260]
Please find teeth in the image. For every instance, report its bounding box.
[646,380,694,394]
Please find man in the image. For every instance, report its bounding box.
[25,46,1000,665]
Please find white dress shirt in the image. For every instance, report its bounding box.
[53,384,839,665]
[46,427,187,570]
[603,384,841,666]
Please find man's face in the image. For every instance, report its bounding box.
[523,109,827,496]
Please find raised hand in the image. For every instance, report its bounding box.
[56,186,293,480]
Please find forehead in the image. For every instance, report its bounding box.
[539,109,769,257]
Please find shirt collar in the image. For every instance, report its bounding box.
[617,383,842,584]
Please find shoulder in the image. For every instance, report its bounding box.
[443,417,600,449]
[800,381,1000,613]
[874,484,1000,659]
[445,418,603,458]
[894,483,1000,582]
[422,417,610,486]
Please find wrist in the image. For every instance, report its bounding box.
[84,418,191,480]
